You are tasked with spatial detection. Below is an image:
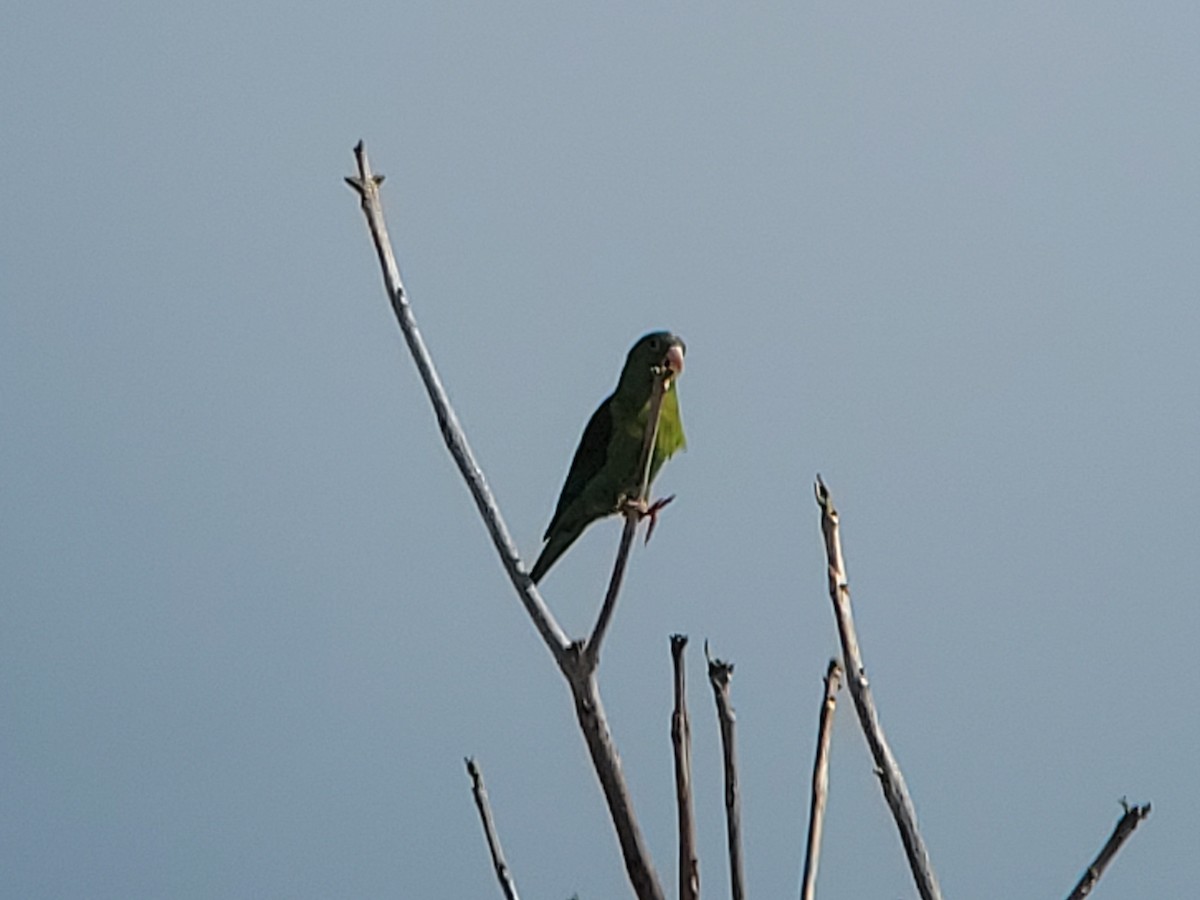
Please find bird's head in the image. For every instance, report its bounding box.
[621,331,686,394]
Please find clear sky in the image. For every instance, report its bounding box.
[3,3,1197,898]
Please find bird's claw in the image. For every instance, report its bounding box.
[644,495,675,544]
[623,494,675,544]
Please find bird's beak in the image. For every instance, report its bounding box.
[664,342,685,378]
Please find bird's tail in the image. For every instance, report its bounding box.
[528,526,581,584]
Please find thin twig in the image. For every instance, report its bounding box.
[706,642,745,900]
[814,476,943,900]
[465,758,521,900]
[346,142,570,666]
[585,374,669,670]
[348,143,665,900]
[1065,800,1151,900]
[800,659,842,900]
[670,635,699,900]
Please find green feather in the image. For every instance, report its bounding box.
[530,331,686,583]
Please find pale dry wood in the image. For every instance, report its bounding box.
[800,659,842,900]
[565,667,666,900]
[1065,800,1151,900]
[670,635,699,900]
[348,143,665,900]
[814,476,943,900]
[465,758,521,900]
[346,142,570,664]
[706,643,744,900]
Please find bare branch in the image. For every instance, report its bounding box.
[346,142,570,665]
[349,144,665,900]
[706,643,745,900]
[585,374,669,670]
[814,476,943,900]
[465,758,521,900]
[670,635,699,900]
[801,659,842,900]
[1065,800,1151,900]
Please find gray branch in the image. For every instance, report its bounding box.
[814,476,943,900]
[800,659,842,900]
[670,635,699,900]
[345,142,570,665]
[566,667,666,900]
[1065,800,1151,900]
[465,758,521,900]
[348,143,664,900]
[706,643,745,900]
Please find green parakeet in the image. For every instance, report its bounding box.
[529,331,687,584]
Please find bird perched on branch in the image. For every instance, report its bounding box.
[529,331,687,584]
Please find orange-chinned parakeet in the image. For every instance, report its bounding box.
[529,331,686,583]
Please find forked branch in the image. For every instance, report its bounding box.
[348,142,664,900]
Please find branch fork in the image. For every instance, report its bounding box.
[348,142,666,900]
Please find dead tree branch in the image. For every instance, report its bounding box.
[706,643,744,900]
[565,668,665,900]
[814,476,943,900]
[1065,800,1151,900]
[670,635,699,900]
[348,143,664,900]
[801,659,842,900]
[345,142,569,665]
[465,758,521,900]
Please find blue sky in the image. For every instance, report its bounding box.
[3,3,1197,898]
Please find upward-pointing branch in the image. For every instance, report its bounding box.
[1065,800,1151,900]
[348,143,665,900]
[345,141,570,665]
[670,635,699,900]
[814,476,943,900]
[800,659,842,900]
[465,758,522,900]
[707,643,745,900]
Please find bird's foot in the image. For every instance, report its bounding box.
[623,494,676,544]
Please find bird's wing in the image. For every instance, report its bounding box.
[543,394,614,540]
